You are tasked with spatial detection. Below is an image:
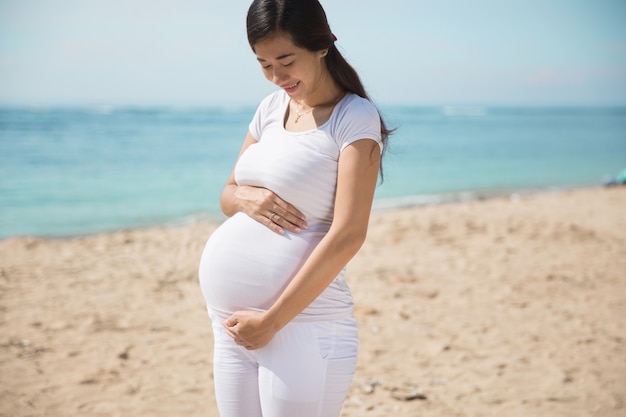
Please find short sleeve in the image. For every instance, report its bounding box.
[248,97,268,141]
[248,92,283,141]
[248,108,261,141]
[334,96,383,154]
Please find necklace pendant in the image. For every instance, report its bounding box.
[294,101,313,124]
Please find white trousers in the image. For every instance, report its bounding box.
[209,311,359,417]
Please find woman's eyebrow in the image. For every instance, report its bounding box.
[257,53,295,62]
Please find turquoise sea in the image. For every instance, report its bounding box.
[1,105,625,239]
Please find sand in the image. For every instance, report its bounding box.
[1,187,625,417]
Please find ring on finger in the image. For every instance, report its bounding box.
[270,212,277,222]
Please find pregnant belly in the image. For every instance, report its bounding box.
[198,212,322,317]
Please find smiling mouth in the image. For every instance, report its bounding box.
[283,81,299,89]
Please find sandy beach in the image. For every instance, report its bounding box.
[1,186,625,417]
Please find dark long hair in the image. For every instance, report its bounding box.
[246,0,393,180]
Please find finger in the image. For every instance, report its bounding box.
[224,328,238,339]
[273,201,307,225]
[223,317,238,328]
[265,213,286,235]
[267,194,305,220]
[268,212,289,230]
[232,335,254,349]
[270,205,307,231]
[268,212,304,235]
[270,212,303,234]
[252,188,306,229]
[222,319,242,340]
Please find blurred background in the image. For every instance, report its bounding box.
[1,0,625,238]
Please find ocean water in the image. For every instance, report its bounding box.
[1,105,625,239]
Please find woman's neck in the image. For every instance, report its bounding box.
[298,73,345,110]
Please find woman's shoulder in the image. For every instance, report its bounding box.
[249,90,289,140]
[337,93,379,118]
[333,94,380,126]
[330,93,382,147]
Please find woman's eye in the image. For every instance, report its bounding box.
[261,61,292,70]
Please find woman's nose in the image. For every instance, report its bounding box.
[272,67,286,84]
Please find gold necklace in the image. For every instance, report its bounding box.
[294,101,314,124]
[293,93,345,124]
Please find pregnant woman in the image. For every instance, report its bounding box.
[198,1,392,416]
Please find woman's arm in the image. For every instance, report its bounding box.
[223,138,381,349]
[221,132,308,234]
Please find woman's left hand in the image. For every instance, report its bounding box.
[223,310,279,350]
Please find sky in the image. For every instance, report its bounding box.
[1,0,625,107]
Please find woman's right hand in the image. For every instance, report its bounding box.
[234,185,307,235]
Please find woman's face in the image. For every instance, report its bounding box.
[253,32,328,101]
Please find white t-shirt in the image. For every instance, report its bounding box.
[199,90,382,321]
[241,90,383,230]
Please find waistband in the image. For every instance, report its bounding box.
[207,305,354,323]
